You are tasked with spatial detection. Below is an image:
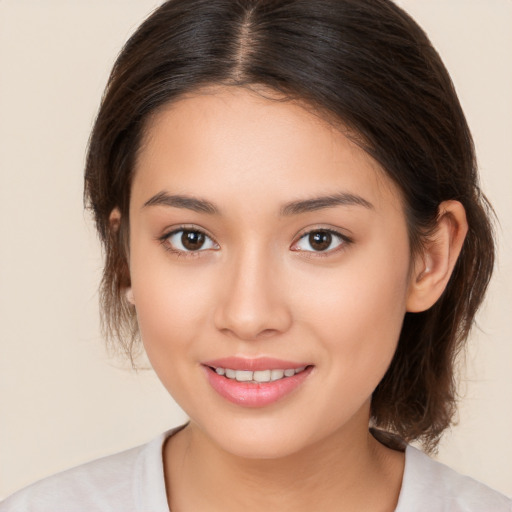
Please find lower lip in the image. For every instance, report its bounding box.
[203,366,313,408]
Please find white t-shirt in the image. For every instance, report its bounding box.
[1,427,510,512]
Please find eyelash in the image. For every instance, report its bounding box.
[291,228,353,258]
[158,225,219,258]
[158,226,353,259]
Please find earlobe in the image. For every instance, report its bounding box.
[406,201,468,313]
[109,208,122,232]
[109,207,133,301]
[125,287,135,305]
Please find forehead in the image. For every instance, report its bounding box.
[132,86,402,214]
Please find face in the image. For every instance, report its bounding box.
[128,86,415,459]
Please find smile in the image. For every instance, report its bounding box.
[212,366,307,383]
[203,360,314,408]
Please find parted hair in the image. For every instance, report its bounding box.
[84,0,495,452]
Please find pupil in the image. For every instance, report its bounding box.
[309,231,332,251]
[182,231,205,250]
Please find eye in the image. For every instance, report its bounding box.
[164,228,218,252]
[291,229,348,253]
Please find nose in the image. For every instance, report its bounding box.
[213,247,293,341]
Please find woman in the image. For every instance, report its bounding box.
[1,1,510,510]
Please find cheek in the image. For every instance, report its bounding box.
[129,247,216,360]
[299,244,410,380]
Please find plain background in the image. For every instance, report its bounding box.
[0,0,511,499]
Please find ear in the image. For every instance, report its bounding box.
[125,287,135,305]
[406,200,468,313]
[109,208,134,304]
[109,208,121,232]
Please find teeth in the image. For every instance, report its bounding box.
[235,370,253,382]
[253,370,271,383]
[214,366,307,383]
[270,369,284,381]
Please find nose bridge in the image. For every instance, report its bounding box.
[214,241,291,340]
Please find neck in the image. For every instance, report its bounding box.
[164,411,404,512]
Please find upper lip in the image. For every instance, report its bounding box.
[202,357,311,371]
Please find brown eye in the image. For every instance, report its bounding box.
[165,229,218,252]
[292,229,347,253]
[308,231,332,251]
[182,230,205,250]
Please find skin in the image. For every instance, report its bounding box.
[124,86,467,512]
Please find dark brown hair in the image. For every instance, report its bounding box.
[84,0,495,452]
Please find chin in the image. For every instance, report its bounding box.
[193,412,338,461]
[217,430,310,460]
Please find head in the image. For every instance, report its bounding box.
[85,0,495,453]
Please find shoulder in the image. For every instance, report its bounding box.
[0,432,171,512]
[396,445,512,512]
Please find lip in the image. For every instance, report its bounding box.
[202,357,313,408]
[202,356,309,371]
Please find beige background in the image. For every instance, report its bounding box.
[0,0,511,499]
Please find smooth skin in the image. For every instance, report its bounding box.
[123,86,467,512]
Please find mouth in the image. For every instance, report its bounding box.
[202,359,314,408]
[208,365,308,383]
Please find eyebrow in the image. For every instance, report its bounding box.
[280,192,374,216]
[143,191,219,214]
[142,190,373,216]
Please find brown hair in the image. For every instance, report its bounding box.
[84,0,495,452]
